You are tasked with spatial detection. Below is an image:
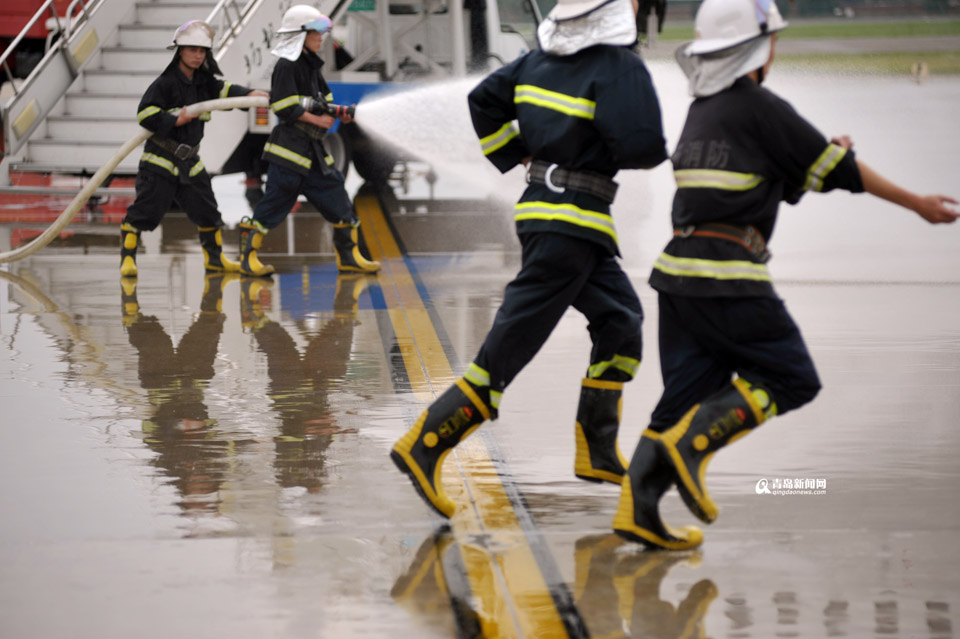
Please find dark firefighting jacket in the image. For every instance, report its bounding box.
[136,58,251,183]
[468,45,667,256]
[649,77,865,298]
[262,51,336,176]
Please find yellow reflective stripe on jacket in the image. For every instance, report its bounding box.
[271,95,303,112]
[137,106,161,122]
[464,363,490,388]
[803,143,847,192]
[515,201,618,244]
[588,355,640,380]
[325,154,334,166]
[674,169,765,191]
[263,142,312,169]
[489,390,501,409]
[514,85,596,120]
[324,92,334,103]
[219,82,233,100]
[480,122,520,156]
[141,152,178,175]
[189,160,205,177]
[653,252,772,282]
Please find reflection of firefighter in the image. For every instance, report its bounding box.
[240,273,368,491]
[575,534,715,638]
[237,5,380,277]
[119,20,267,278]
[121,274,247,514]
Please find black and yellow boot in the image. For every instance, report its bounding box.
[119,223,140,277]
[333,222,381,274]
[390,378,493,518]
[574,378,629,485]
[240,277,272,332]
[613,433,704,550]
[199,226,239,273]
[201,272,237,314]
[333,273,369,318]
[656,378,773,524]
[120,277,140,327]
[238,217,275,277]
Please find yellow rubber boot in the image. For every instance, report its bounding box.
[333,222,380,273]
[199,226,239,273]
[656,378,773,524]
[390,378,492,518]
[574,378,628,485]
[238,218,275,277]
[119,223,140,277]
[613,433,703,550]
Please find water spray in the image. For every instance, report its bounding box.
[0,95,269,265]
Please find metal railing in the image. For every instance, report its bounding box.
[0,0,97,98]
[205,0,263,53]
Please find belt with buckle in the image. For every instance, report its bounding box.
[150,135,200,161]
[526,160,618,204]
[674,223,771,263]
[294,121,326,140]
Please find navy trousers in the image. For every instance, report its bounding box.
[474,231,644,393]
[252,161,356,231]
[649,292,822,431]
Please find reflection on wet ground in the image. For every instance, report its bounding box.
[2,71,960,639]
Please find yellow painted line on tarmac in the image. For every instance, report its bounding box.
[356,193,573,639]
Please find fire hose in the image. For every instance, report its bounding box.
[0,95,270,264]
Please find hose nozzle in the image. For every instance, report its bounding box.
[299,96,355,120]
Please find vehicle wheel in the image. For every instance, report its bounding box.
[325,130,352,178]
[342,123,398,185]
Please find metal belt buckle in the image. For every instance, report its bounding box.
[543,163,565,194]
[679,225,696,238]
[174,143,193,160]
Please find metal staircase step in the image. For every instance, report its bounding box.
[63,92,141,117]
[24,138,144,169]
[46,116,143,140]
[99,47,172,72]
[82,70,156,93]
[133,3,218,25]
[118,25,182,48]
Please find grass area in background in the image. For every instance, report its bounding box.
[776,50,960,75]
[658,19,960,41]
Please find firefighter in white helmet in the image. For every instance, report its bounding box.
[613,0,959,551]
[236,4,380,277]
[119,20,268,278]
[390,0,669,519]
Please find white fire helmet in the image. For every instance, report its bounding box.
[688,0,787,56]
[277,5,332,34]
[166,20,216,50]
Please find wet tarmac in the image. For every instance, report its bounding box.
[2,68,960,638]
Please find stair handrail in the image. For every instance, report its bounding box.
[205,0,263,53]
[0,0,97,99]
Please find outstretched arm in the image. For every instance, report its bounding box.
[857,159,958,224]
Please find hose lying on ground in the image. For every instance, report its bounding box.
[0,95,269,264]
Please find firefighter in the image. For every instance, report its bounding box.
[613,0,959,550]
[120,20,268,277]
[391,0,668,518]
[238,5,380,277]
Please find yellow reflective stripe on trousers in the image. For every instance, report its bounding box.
[219,82,233,100]
[515,201,617,244]
[141,152,178,176]
[803,143,847,192]
[263,142,312,169]
[588,355,640,380]
[653,252,772,282]
[674,169,765,190]
[514,85,596,120]
[137,106,161,122]
[271,94,303,112]
[464,362,490,388]
[480,122,520,156]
